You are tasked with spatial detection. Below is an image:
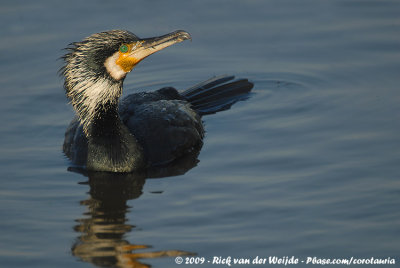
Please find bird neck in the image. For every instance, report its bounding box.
[86,100,145,172]
[64,71,145,171]
[65,72,124,134]
[89,101,123,137]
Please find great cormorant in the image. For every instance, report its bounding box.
[61,30,253,172]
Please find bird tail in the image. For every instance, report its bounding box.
[180,75,253,116]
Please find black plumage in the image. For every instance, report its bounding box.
[61,30,253,172]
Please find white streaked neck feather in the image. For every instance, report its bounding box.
[104,52,127,80]
[66,76,122,135]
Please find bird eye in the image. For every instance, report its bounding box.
[119,44,129,53]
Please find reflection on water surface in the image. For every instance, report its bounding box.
[72,155,200,268]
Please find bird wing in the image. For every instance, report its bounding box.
[121,97,204,166]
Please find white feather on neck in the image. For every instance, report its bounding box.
[66,74,122,135]
[104,52,127,80]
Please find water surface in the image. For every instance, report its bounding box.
[0,0,399,267]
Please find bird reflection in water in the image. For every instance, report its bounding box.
[71,150,200,268]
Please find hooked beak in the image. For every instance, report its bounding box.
[137,30,191,58]
[116,30,191,73]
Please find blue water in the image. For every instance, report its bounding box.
[1,0,399,267]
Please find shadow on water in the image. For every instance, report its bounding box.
[70,150,200,268]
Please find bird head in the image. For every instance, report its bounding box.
[62,29,191,81]
[60,30,191,133]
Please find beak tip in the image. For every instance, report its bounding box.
[176,30,192,42]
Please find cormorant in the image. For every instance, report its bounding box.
[61,30,253,172]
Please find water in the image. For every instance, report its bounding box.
[1,0,399,267]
